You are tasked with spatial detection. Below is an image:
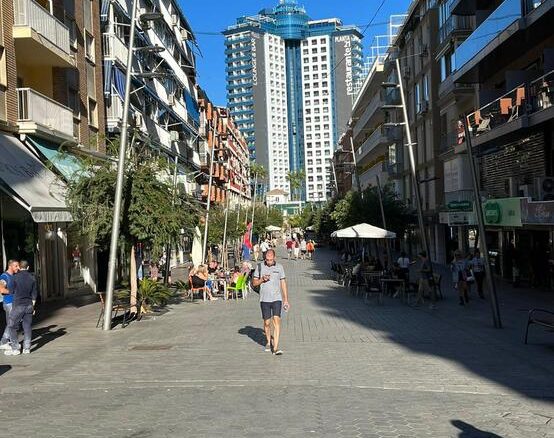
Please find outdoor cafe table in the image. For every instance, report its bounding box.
[380,278,406,302]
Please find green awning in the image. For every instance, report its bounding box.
[25,136,85,181]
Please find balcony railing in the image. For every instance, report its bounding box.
[17,88,73,138]
[106,94,123,122]
[14,0,70,55]
[464,69,554,139]
[103,33,128,67]
[455,0,521,71]
[439,14,475,44]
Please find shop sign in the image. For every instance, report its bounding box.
[447,200,472,211]
[482,198,522,227]
[521,199,554,224]
[439,211,476,226]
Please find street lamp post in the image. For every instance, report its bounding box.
[394,57,437,298]
[202,121,217,263]
[102,0,139,331]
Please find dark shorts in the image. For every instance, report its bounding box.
[260,301,282,320]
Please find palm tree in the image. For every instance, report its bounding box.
[286,169,305,201]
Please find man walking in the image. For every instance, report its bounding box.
[252,249,289,355]
[260,238,270,260]
[4,261,37,356]
[0,260,20,350]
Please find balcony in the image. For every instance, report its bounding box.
[13,0,74,67]
[464,69,554,144]
[103,33,129,68]
[357,124,400,163]
[17,88,74,142]
[106,95,123,130]
[439,14,475,45]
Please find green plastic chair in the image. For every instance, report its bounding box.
[226,274,247,301]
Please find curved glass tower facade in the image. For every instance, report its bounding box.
[224,1,363,202]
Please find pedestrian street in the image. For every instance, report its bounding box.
[1,248,553,438]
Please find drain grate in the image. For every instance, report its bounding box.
[129,345,173,351]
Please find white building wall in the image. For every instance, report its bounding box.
[300,35,334,202]
[263,34,290,195]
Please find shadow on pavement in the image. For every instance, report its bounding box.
[31,325,67,351]
[451,419,503,437]
[0,365,10,377]
[238,325,266,346]
[304,248,554,400]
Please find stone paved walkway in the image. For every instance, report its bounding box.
[1,248,554,437]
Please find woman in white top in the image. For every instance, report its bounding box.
[397,251,410,284]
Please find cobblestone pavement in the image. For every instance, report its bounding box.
[1,248,554,437]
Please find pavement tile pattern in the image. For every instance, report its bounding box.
[1,248,553,437]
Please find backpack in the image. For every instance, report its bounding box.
[251,263,262,294]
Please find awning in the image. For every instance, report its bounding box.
[265,225,281,232]
[331,223,396,239]
[0,133,72,223]
[25,136,85,181]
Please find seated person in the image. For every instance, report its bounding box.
[207,260,219,275]
[189,265,218,301]
[230,266,241,287]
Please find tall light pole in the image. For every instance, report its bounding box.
[462,118,502,328]
[102,0,139,331]
[222,181,230,269]
[202,120,217,263]
[393,57,436,298]
[250,171,258,242]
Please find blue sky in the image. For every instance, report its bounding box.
[180,0,412,106]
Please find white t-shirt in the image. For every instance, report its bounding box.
[397,257,410,269]
[260,241,270,252]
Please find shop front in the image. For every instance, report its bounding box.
[0,133,72,301]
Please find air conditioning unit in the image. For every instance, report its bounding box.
[171,14,178,26]
[133,112,143,127]
[536,177,554,201]
[168,93,176,106]
[170,130,179,142]
[180,29,190,41]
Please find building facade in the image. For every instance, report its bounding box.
[224,0,364,202]
[448,0,554,284]
[0,0,105,299]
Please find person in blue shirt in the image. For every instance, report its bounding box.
[0,259,20,349]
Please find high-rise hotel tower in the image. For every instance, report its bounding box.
[224,1,363,201]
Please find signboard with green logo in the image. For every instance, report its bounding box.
[482,198,522,227]
[447,200,472,211]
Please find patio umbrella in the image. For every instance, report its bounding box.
[265,225,282,232]
[191,226,202,267]
[331,223,396,239]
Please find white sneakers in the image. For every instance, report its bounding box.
[0,343,11,350]
[4,348,20,356]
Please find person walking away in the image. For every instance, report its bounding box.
[415,252,435,308]
[293,240,300,260]
[260,239,270,260]
[252,249,289,355]
[4,260,36,355]
[253,243,260,262]
[397,252,410,286]
[300,238,307,260]
[285,239,293,260]
[0,260,20,350]
[306,240,315,260]
[471,249,486,299]
[451,250,469,305]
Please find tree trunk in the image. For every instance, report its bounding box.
[130,244,138,314]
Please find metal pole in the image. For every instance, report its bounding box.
[163,155,179,284]
[250,172,258,242]
[330,159,339,195]
[395,58,436,298]
[376,175,392,269]
[202,121,217,263]
[222,182,230,269]
[103,0,138,330]
[349,136,363,196]
[462,118,502,328]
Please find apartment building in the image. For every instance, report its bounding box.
[198,95,251,209]
[102,0,201,174]
[224,0,364,202]
[449,0,554,283]
[0,0,105,299]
